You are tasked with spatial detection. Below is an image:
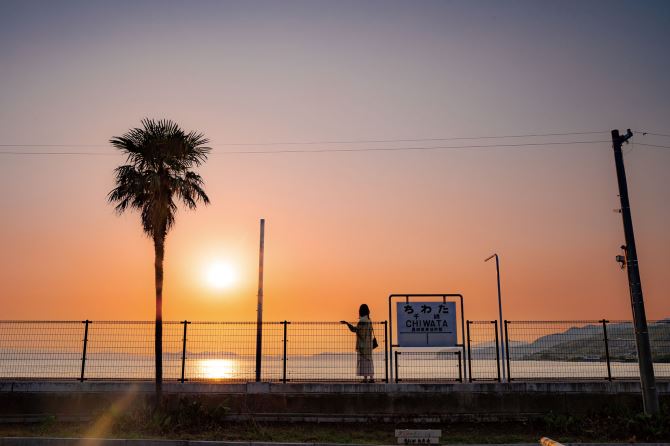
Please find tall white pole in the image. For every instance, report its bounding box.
[255,218,265,382]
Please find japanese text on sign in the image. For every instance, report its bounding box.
[396,301,456,347]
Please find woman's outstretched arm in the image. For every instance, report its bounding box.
[340,320,357,333]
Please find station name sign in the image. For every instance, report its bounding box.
[396,301,456,347]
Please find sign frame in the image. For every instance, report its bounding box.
[396,301,457,347]
[388,294,465,382]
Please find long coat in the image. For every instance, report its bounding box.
[348,315,373,358]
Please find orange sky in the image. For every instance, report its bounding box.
[1,1,669,323]
[1,143,668,323]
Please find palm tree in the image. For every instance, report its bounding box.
[108,118,210,403]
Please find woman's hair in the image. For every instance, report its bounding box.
[359,304,370,317]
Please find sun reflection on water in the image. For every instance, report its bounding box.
[198,359,236,379]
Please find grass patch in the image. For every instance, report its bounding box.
[0,420,544,444]
[0,401,668,443]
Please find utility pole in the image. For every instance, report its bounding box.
[611,129,658,414]
[255,218,265,382]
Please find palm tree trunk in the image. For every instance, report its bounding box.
[154,235,165,407]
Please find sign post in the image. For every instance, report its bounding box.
[388,294,465,382]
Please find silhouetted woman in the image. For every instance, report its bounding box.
[341,304,375,383]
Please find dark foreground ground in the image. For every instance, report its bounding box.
[2,381,669,443]
[1,408,669,444]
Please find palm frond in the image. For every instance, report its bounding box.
[173,171,210,210]
[107,165,149,213]
[108,119,211,239]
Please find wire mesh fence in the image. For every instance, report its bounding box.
[0,320,388,382]
[605,320,639,380]
[0,319,668,382]
[84,321,182,380]
[504,320,610,380]
[650,321,670,379]
[605,320,670,380]
[394,350,462,382]
[466,320,500,381]
[0,321,83,379]
[504,320,670,381]
[184,321,285,382]
[284,321,388,382]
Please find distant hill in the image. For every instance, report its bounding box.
[471,320,670,362]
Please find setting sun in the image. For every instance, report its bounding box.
[205,262,236,290]
[199,359,236,379]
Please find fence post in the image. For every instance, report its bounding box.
[383,321,389,383]
[282,321,289,384]
[601,319,612,381]
[466,321,472,382]
[457,351,462,383]
[180,320,189,383]
[394,351,400,383]
[504,320,511,381]
[493,320,501,382]
[80,320,90,382]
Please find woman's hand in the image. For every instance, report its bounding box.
[339,320,347,324]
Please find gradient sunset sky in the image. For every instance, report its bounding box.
[1,0,669,322]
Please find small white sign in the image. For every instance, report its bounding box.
[395,429,442,445]
[396,429,442,438]
[396,301,457,347]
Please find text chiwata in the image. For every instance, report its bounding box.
[405,320,449,332]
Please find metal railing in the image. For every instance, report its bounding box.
[466,320,500,382]
[282,321,388,382]
[503,320,670,381]
[0,319,668,382]
[0,320,388,382]
[179,321,285,382]
[394,350,462,382]
[0,321,83,380]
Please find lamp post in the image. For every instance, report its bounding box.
[485,253,506,382]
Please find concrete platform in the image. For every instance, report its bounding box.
[1,381,668,422]
[2,380,668,394]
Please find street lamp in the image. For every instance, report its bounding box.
[485,253,506,382]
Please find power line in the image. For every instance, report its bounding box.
[0,139,611,156]
[0,151,118,156]
[0,130,610,149]
[0,144,109,148]
[635,143,670,149]
[205,130,611,146]
[635,131,670,138]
